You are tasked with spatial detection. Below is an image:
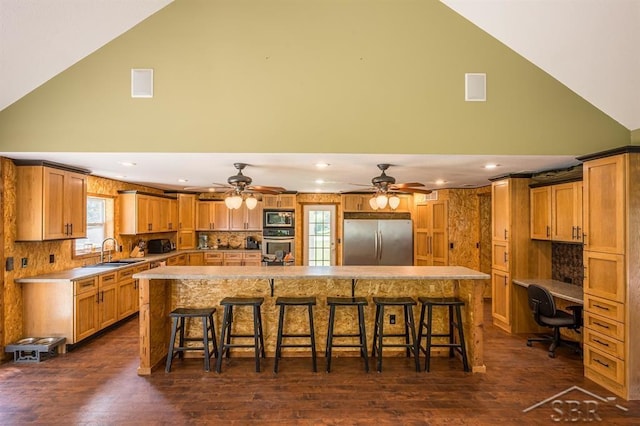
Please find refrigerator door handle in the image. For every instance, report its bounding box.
[374,230,379,260]
[378,231,383,261]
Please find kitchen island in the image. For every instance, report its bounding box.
[133,265,490,375]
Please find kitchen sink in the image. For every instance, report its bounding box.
[82,259,145,268]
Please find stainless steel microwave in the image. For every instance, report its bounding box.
[263,210,294,228]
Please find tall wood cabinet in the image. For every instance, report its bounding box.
[16,163,88,241]
[177,194,196,249]
[579,149,640,400]
[491,176,543,333]
[414,200,448,266]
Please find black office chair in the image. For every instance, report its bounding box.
[526,284,582,358]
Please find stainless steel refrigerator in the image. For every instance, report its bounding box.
[342,219,413,265]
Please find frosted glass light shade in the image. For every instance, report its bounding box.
[388,195,401,210]
[245,195,258,210]
[225,195,242,209]
[369,197,378,210]
[376,194,388,209]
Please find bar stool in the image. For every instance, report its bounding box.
[216,297,265,373]
[417,297,470,372]
[371,297,420,372]
[325,297,369,373]
[274,296,317,373]
[165,307,218,372]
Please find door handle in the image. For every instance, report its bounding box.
[378,231,383,261]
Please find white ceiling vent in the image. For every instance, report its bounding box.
[131,69,154,98]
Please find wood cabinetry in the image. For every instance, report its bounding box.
[97,272,118,330]
[229,203,263,230]
[491,177,542,333]
[73,277,100,342]
[262,194,296,209]
[204,252,223,266]
[197,200,262,230]
[530,182,583,242]
[414,200,448,266]
[16,164,88,241]
[177,194,196,249]
[580,150,640,400]
[187,252,204,265]
[119,191,177,234]
[223,251,262,266]
[166,253,187,266]
[342,194,411,212]
[117,263,148,320]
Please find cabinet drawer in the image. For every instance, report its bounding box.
[584,311,624,341]
[584,328,624,360]
[117,267,135,281]
[584,344,625,387]
[584,294,624,323]
[134,263,150,273]
[204,252,223,260]
[74,277,97,295]
[243,252,262,260]
[224,252,243,260]
[100,272,117,286]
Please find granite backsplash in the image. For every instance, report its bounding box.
[552,242,583,286]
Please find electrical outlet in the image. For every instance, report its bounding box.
[21,258,28,268]
[49,254,55,263]
[6,257,14,271]
[389,314,396,325]
[429,284,435,292]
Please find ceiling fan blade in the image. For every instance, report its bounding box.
[399,187,433,194]
[391,182,425,189]
[183,186,229,192]
[248,185,286,193]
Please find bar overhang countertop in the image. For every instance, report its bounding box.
[133,265,490,375]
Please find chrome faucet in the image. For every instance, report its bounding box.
[100,238,119,263]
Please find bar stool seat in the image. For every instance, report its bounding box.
[216,297,265,373]
[274,296,317,373]
[417,297,470,372]
[325,297,369,373]
[165,307,217,372]
[372,297,420,372]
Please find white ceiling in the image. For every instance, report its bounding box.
[0,0,636,193]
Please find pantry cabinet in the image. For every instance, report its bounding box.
[579,149,640,400]
[177,194,196,249]
[16,163,88,241]
[414,200,448,266]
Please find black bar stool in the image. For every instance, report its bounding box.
[371,297,420,372]
[274,296,317,373]
[165,307,218,372]
[325,297,369,373]
[417,297,470,372]
[216,297,265,373]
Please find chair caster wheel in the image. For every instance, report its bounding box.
[548,352,555,358]
[526,341,532,347]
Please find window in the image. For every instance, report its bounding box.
[304,205,336,266]
[74,195,114,256]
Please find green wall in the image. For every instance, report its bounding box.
[0,0,630,155]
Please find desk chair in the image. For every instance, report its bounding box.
[526,284,582,358]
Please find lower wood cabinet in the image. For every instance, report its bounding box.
[224,251,261,266]
[187,252,204,265]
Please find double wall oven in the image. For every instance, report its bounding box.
[262,210,295,263]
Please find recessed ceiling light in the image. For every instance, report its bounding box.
[484,163,499,169]
[315,162,330,168]
[315,179,325,184]
[435,179,447,185]
[119,161,136,167]
[115,175,127,179]
[177,178,188,183]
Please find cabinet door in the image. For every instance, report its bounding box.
[117,279,137,320]
[492,180,510,242]
[213,203,230,230]
[491,269,511,325]
[178,194,196,231]
[168,199,178,231]
[229,206,247,230]
[431,201,448,266]
[551,182,581,242]
[243,252,262,266]
[530,186,551,240]
[43,167,67,239]
[277,194,296,209]
[74,290,99,342]
[148,197,162,232]
[342,195,364,212]
[66,171,87,238]
[583,155,625,254]
[137,195,151,233]
[583,251,625,303]
[98,273,118,329]
[196,202,214,230]
[177,230,196,250]
[245,202,263,230]
[188,252,204,265]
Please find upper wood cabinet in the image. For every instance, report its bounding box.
[119,191,177,234]
[197,200,262,230]
[229,202,263,230]
[16,164,88,241]
[262,194,296,209]
[530,182,583,242]
[342,194,411,213]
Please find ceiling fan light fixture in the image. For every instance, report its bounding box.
[245,195,258,210]
[376,194,388,209]
[225,194,243,209]
[388,195,401,210]
[369,196,379,210]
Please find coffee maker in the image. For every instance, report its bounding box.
[245,236,259,249]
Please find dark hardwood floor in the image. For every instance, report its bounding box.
[1,301,638,425]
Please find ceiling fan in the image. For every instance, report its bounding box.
[184,163,286,209]
[348,164,432,210]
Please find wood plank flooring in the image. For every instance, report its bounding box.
[0,301,638,425]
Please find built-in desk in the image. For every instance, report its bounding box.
[512,279,583,305]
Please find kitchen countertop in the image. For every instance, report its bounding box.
[512,278,583,304]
